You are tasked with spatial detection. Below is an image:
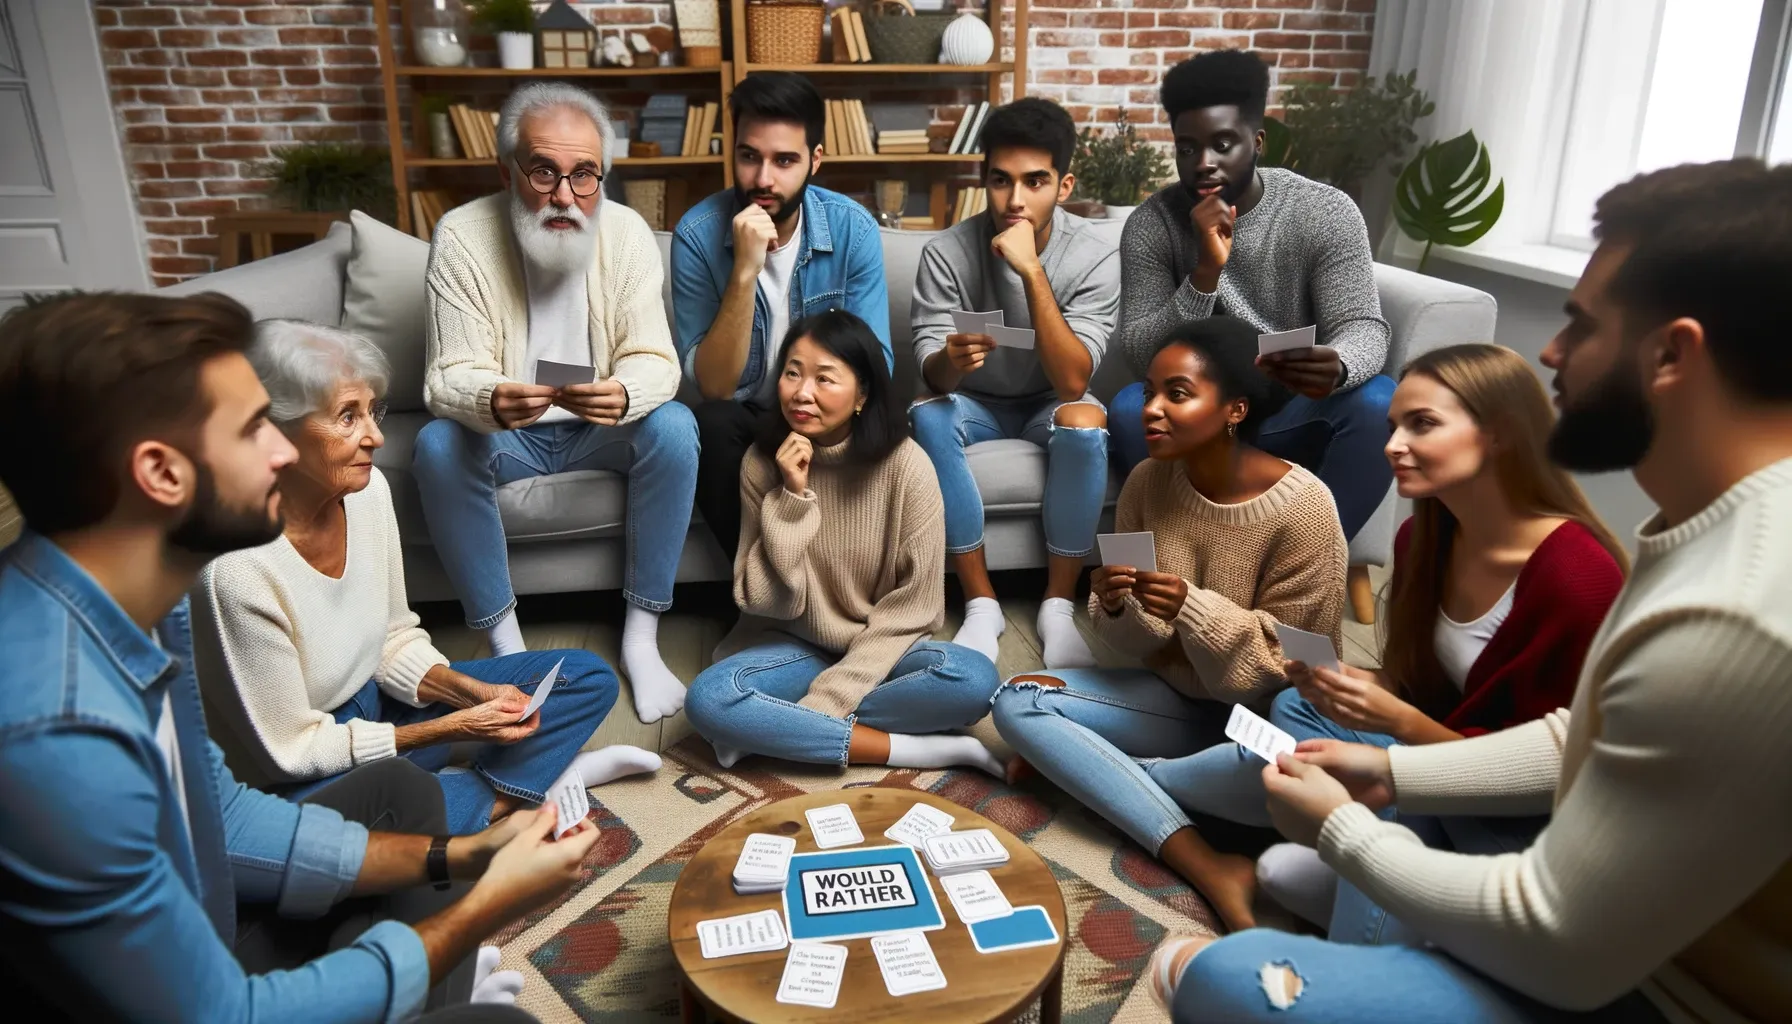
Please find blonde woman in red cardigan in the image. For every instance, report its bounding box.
[1143,343,1627,939]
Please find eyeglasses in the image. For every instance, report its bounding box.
[325,400,388,438]
[519,160,603,198]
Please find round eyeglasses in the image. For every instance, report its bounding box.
[520,160,603,198]
[326,400,388,438]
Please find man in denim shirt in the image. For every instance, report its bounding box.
[0,292,598,1022]
[671,71,890,557]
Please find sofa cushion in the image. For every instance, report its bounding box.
[157,220,351,324]
[966,438,1120,512]
[344,211,432,412]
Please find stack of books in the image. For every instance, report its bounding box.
[446,104,499,159]
[868,102,935,155]
[948,101,992,155]
[823,99,874,156]
[637,95,689,157]
[829,6,872,63]
[681,100,720,157]
[876,130,930,154]
[951,186,989,226]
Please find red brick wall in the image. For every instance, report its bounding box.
[100,1,1372,285]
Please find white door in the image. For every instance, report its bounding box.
[0,0,147,312]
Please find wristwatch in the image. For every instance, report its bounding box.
[427,835,453,890]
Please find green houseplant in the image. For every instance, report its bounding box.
[266,142,396,221]
[1071,110,1173,213]
[1260,70,1434,200]
[469,0,536,68]
[1393,129,1505,272]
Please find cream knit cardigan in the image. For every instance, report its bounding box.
[422,192,680,431]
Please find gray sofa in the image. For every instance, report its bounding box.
[161,211,1495,604]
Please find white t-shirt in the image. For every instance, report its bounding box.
[156,691,193,846]
[522,259,591,425]
[1433,582,1515,690]
[755,210,802,403]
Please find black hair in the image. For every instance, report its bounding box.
[1152,315,1291,440]
[979,97,1077,177]
[729,71,825,151]
[754,309,907,464]
[1593,158,1792,402]
[1161,49,1270,128]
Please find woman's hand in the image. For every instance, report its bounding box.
[446,696,541,745]
[1291,738,1395,811]
[1303,663,1417,737]
[775,432,813,495]
[418,665,525,711]
[1091,564,1135,614]
[1131,571,1189,621]
[1262,754,1357,847]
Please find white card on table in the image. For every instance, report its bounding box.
[938,869,1014,924]
[697,909,789,959]
[534,358,596,389]
[1257,324,1317,356]
[774,942,849,1008]
[922,828,1007,868]
[883,802,955,847]
[546,770,590,838]
[734,833,796,881]
[516,657,563,722]
[986,324,1036,350]
[1225,703,1298,766]
[871,930,948,996]
[1096,532,1158,573]
[950,309,1004,336]
[1273,622,1340,674]
[805,803,864,849]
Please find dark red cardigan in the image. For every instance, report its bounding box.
[1391,517,1625,737]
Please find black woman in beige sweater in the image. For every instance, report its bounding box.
[685,310,1005,774]
[993,315,1347,933]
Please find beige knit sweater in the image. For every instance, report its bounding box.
[1319,457,1792,1022]
[721,437,947,718]
[423,192,680,431]
[1091,457,1347,703]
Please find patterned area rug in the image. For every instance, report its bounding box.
[493,737,1223,1023]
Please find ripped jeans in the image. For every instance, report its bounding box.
[1172,930,1666,1023]
[908,391,1107,559]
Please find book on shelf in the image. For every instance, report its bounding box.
[850,99,873,157]
[409,187,457,240]
[849,9,872,63]
[952,186,988,225]
[947,101,988,155]
[682,101,718,157]
[824,98,840,155]
[831,7,869,63]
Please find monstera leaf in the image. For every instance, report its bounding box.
[1393,129,1504,272]
[1260,115,1293,169]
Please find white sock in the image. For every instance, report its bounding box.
[470,946,524,1005]
[485,610,526,658]
[569,745,661,788]
[884,732,1005,778]
[952,596,1005,665]
[1038,597,1097,669]
[713,742,745,768]
[621,604,686,724]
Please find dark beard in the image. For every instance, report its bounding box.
[1548,361,1656,472]
[735,170,810,226]
[168,462,284,556]
[1180,149,1258,208]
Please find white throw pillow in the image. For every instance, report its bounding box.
[342,210,431,412]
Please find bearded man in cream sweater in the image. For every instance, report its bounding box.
[413,83,698,724]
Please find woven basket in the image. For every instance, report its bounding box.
[863,9,953,64]
[746,0,826,65]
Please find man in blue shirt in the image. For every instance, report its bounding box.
[0,292,599,1022]
[671,71,890,557]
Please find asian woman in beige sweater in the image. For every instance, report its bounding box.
[992,315,1348,933]
[684,310,1005,774]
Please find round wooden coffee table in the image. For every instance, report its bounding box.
[668,787,1066,1023]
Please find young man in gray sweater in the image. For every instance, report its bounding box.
[1111,50,1395,544]
[909,98,1120,669]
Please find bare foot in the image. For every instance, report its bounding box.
[1201,852,1259,933]
[1005,754,1039,786]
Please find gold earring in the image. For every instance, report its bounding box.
[1227,421,1237,437]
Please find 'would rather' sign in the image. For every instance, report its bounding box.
[800,863,918,916]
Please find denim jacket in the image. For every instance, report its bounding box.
[670,184,892,402]
[0,533,428,1022]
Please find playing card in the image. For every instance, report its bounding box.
[1225,703,1298,766]
[921,828,1009,874]
[804,803,865,849]
[967,905,1061,954]
[950,309,1004,335]
[697,909,789,959]
[938,869,1014,924]
[1257,325,1317,356]
[516,657,563,722]
[734,833,797,882]
[1096,532,1158,573]
[986,324,1035,349]
[774,942,848,1007]
[882,802,955,847]
[870,931,947,996]
[545,770,589,839]
[1273,622,1340,674]
[534,358,596,389]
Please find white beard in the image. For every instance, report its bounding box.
[508,190,598,276]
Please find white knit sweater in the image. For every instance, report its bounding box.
[1318,458,1792,1023]
[422,192,681,431]
[193,470,450,786]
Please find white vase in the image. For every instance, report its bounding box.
[497,31,534,70]
[1105,205,1138,221]
[940,11,994,65]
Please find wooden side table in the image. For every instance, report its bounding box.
[669,788,1066,1024]
[213,210,349,269]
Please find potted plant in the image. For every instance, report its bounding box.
[266,142,396,222]
[470,0,536,69]
[1258,70,1433,202]
[1392,129,1504,272]
[1070,110,1172,220]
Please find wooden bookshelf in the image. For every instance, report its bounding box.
[372,5,734,235]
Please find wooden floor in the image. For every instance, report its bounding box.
[422,566,1388,757]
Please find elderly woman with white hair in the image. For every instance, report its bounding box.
[194,319,660,836]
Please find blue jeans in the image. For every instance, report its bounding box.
[284,650,618,834]
[411,403,700,626]
[908,392,1108,558]
[1172,929,1665,1024]
[1109,375,1397,540]
[685,638,1000,765]
[991,668,1232,853]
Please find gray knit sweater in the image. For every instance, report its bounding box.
[1116,167,1389,387]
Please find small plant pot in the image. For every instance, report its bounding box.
[497,31,534,69]
[429,112,457,158]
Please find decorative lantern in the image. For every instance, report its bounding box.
[536,0,597,69]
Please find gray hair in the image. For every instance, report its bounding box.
[497,82,616,174]
[249,319,390,427]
